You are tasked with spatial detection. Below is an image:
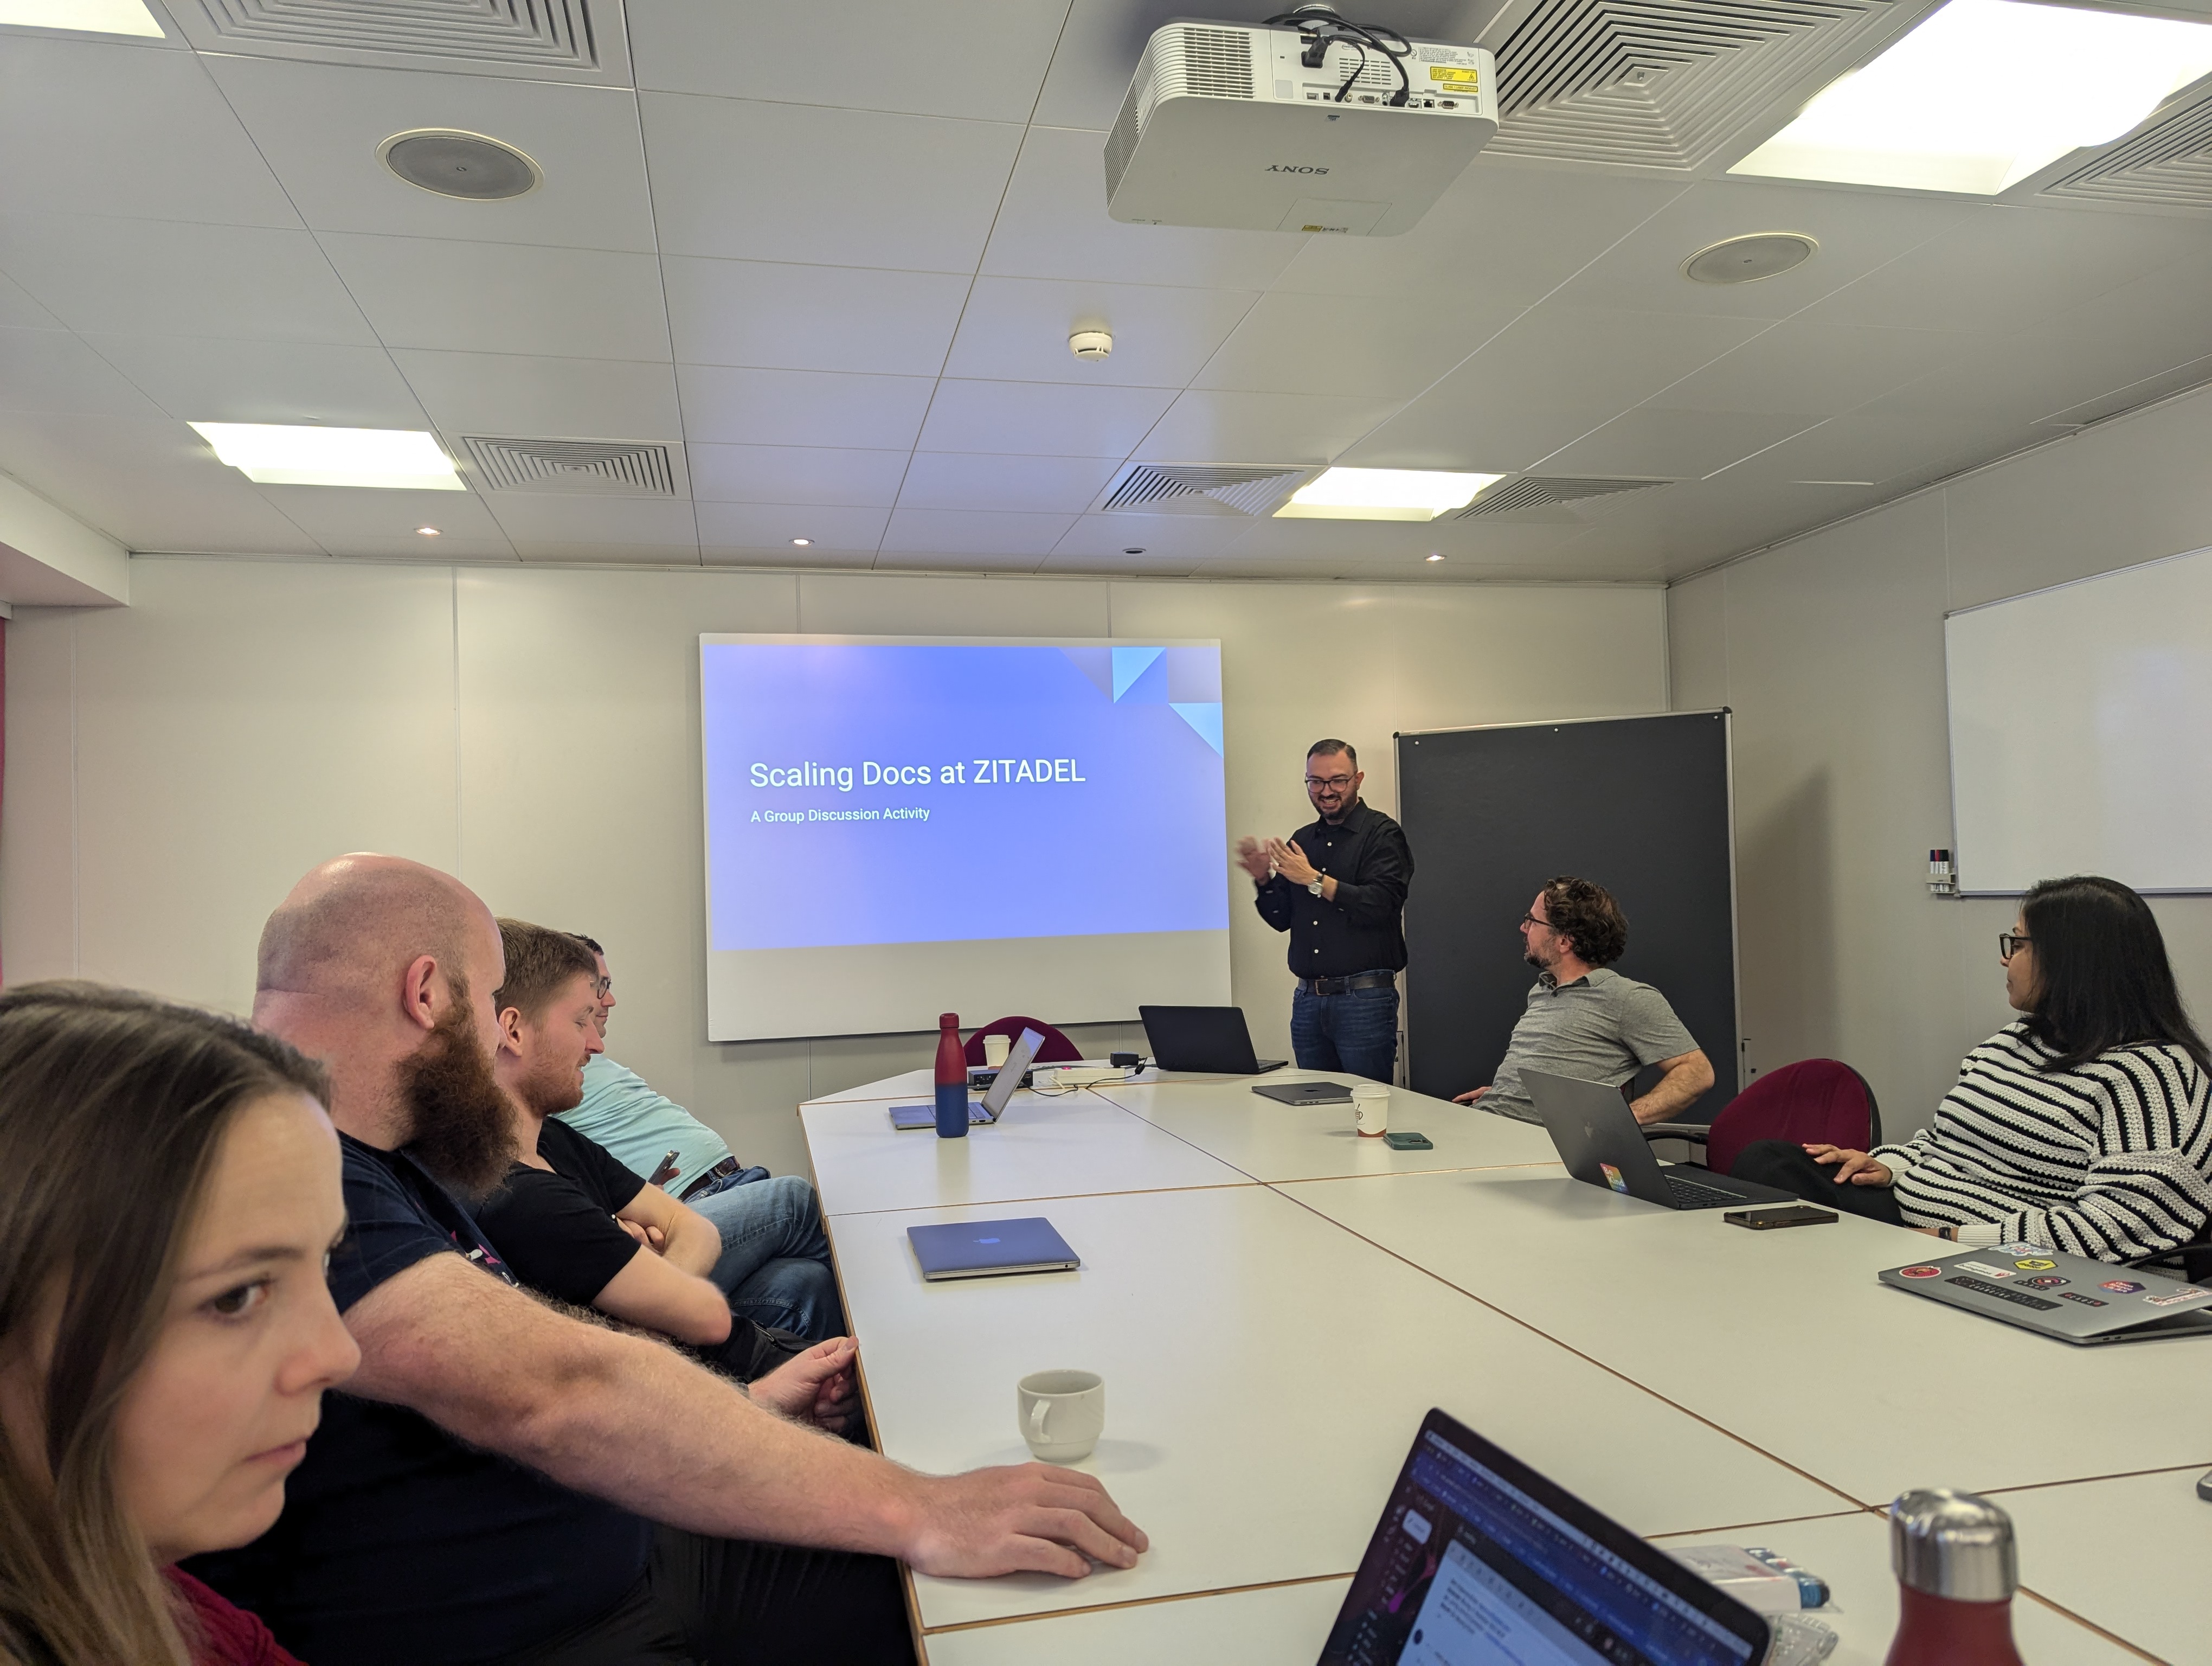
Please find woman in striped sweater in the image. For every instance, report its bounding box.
[1733,875,2212,1262]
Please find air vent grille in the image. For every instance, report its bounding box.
[1486,0,1893,171]
[1457,476,1671,516]
[183,0,597,71]
[2043,94,2212,211]
[463,437,676,496]
[1102,463,1310,517]
[1176,25,1258,99]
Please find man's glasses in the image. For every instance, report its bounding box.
[1521,914,1550,931]
[1998,933,2031,961]
[1304,774,1355,791]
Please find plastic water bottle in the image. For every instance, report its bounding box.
[1884,1489,2025,1665]
[934,1013,968,1139]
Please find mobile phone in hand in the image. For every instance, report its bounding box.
[648,1149,681,1185]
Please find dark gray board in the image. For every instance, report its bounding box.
[1396,711,1739,1117]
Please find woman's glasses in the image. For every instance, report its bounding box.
[1998,933,2031,960]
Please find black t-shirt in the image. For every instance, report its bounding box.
[186,1135,652,1666]
[473,1120,652,1308]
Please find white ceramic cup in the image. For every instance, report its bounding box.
[982,1033,1012,1068]
[1017,1369,1105,1462]
[1352,1082,1390,1137]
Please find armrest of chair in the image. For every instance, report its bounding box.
[1637,1123,1711,1146]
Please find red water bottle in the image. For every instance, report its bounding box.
[934,1013,968,1139]
[1884,1489,2025,1666]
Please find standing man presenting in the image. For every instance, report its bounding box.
[1236,739,1414,1082]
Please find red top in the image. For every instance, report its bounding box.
[166,1568,305,1666]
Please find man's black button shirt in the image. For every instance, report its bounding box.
[1252,798,1414,977]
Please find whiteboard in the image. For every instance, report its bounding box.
[1946,545,2212,895]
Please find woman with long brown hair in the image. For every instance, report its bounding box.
[0,982,357,1665]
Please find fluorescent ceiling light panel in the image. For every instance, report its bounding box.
[1274,467,1502,521]
[0,0,163,35]
[1733,0,2212,194]
[190,423,465,490]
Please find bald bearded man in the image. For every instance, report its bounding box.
[189,855,1146,1666]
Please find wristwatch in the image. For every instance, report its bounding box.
[1307,876,1326,896]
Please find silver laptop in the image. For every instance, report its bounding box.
[1525,1069,1796,1211]
[1880,1242,2212,1344]
[906,1215,1080,1280]
[889,1026,1045,1130]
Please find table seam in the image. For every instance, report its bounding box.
[916,1569,1355,1635]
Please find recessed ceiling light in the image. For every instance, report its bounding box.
[1682,233,1817,285]
[1275,467,1504,522]
[1732,0,2212,195]
[0,0,162,35]
[416,526,441,537]
[379,130,542,201]
[1426,553,1445,562]
[189,423,465,490]
[790,537,813,547]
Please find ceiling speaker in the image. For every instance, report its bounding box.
[380,130,542,201]
[1681,232,1817,284]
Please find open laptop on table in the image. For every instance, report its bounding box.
[1139,1004,1285,1074]
[888,1026,1045,1130]
[1526,1068,1797,1211]
[1880,1242,2212,1344]
[1320,1407,1769,1665]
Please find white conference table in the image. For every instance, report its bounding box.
[800,1069,2176,1663]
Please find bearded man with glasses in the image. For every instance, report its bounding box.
[1234,738,1414,1082]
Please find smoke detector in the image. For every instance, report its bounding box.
[380,130,542,201]
[1681,232,1816,285]
[1070,329,1114,360]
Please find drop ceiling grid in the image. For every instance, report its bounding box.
[0,2,2210,579]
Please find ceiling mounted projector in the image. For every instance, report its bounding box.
[1104,9,1498,236]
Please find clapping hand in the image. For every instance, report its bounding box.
[1269,838,1319,887]
[1233,836,1274,883]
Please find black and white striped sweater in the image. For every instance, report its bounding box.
[1874,1020,2212,1263]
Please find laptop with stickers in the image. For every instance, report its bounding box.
[1880,1242,2212,1344]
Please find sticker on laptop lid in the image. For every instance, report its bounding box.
[1954,1260,2014,1279]
[1992,1241,2053,1257]
[2058,1292,2108,1307]
[2012,1258,2056,1270]
[2144,1287,2211,1307]
[2100,1280,2146,1294]
[2022,1275,2069,1289]
[1599,1163,1629,1194]
[1898,1264,1943,1279]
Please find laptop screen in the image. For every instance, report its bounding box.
[978,1027,1045,1117]
[1321,1411,1765,1666]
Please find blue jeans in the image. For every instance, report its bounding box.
[689,1174,845,1343]
[1290,978,1400,1082]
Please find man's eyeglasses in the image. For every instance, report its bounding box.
[1521,914,1550,931]
[1998,933,2031,961]
[1304,774,1355,792]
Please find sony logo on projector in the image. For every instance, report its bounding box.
[750,758,1088,791]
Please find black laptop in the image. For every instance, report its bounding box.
[1138,1004,1285,1074]
[1526,1069,1796,1212]
[1320,1408,1769,1664]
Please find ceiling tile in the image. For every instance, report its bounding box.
[0,269,57,329]
[252,485,514,559]
[1539,409,1825,479]
[917,379,1174,456]
[0,214,375,342]
[204,59,657,253]
[0,411,320,553]
[390,349,681,440]
[896,452,1118,513]
[0,36,297,227]
[317,233,671,360]
[1270,164,1689,310]
[663,257,970,375]
[880,507,1076,555]
[1051,511,1256,559]
[695,501,890,552]
[944,274,1258,388]
[0,328,168,418]
[689,444,909,506]
[1800,204,2212,334]
[1720,409,1998,489]
[1135,389,1403,465]
[1192,291,1522,400]
[88,335,428,426]
[981,125,1305,290]
[641,93,1020,271]
[1547,178,1979,320]
[678,365,935,449]
[629,0,1065,124]
[1655,322,1978,416]
[486,494,700,548]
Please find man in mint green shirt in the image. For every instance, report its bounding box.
[555,938,841,1340]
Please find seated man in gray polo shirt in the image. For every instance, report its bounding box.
[1452,875,1715,1126]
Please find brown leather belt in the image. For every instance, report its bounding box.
[678,1155,743,1200]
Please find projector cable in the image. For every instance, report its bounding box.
[1265,7,1414,106]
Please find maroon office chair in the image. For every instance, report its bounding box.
[1640,1058,1881,1177]
[962,1016,1083,1066]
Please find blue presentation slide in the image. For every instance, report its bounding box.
[702,640,1229,952]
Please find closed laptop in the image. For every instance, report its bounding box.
[906,1216,1080,1281]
